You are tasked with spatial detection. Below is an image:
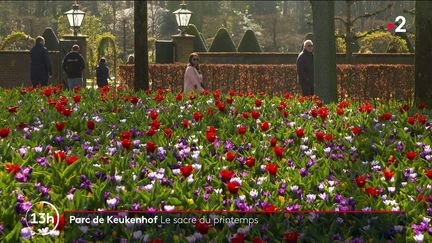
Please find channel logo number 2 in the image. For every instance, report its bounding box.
[395,16,406,33]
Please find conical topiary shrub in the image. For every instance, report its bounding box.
[237,30,262,52]
[185,24,207,52]
[42,28,59,51]
[199,32,208,51]
[209,28,236,52]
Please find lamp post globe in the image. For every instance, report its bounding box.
[65,2,85,36]
[173,3,192,36]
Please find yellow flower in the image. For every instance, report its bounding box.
[187,199,194,205]
[37,202,44,211]
[87,192,93,198]
[278,196,285,204]
[111,231,117,238]
[177,206,184,210]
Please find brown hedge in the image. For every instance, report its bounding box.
[118,64,414,101]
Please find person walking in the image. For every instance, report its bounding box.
[96,57,111,88]
[296,40,314,96]
[183,53,204,94]
[62,44,85,90]
[30,36,52,88]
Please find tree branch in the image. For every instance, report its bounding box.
[352,4,393,24]
[334,16,347,25]
[403,8,415,15]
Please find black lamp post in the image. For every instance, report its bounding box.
[65,2,85,36]
[173,2,192,35]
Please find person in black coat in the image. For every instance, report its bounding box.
[296,40,314,96]
[96,57,110,88]
[30,36,52,88]
[62,44,85,90]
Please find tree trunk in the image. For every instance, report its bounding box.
[134,0,149,90]
[311,1,337,103]
[415,1,432,106]
[345,0,353,63]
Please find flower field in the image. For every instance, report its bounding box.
[0,85,431,242]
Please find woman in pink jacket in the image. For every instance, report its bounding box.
[183,53,204,94]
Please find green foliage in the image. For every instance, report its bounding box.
[42,27,59,51]
[209,28,236,52]
[185,24,207,52]
[237,30,262,52]
[359,31,409,53]
[0,31,34,50]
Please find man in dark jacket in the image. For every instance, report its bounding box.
[62,44,85,90]
[30,36,52,88]
[296,40,314,96]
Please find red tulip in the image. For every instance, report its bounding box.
[175,93,183,101]
[266,163,278,176]
[150,120,160,129]
[183,119,190,129]
[296,128,304,138]
[195,221,210,234]
[227,97,234,104]
[383,170,394,181]
[225,151,236,162]
[87,120,95,130]
[242,112,249,119]
[7,106,18,113]
[246,157,256,167]
[315,132,325,142]
[53,150,67,161]
[284,231,299,243]
[67,155,78,165]
[237,126,247,135]
[220,169,234,183]
[310,109,318,118]
[5,163,20,174]
[227,181,240,194]
[406,151,416,160]
[260,122,269,131]
[0,128,11,138]
[355,175,367,188]
[270,137,277,147]
[425,169,432,179]
[120,131,132,140]
[193,112,204,122]
[150,111,159,120]
[163,129,173,138]
[251,110,260,119]
[366,187,379,197]
[53,215,65,231]
[379,112,392,121]
[146,128,157,137]
[146,142,157,153]
[254,99,262,107]
[324,134,334,141]
[130,96,139,104]
[407,116,415,125]
[55,122,65,132]
[336,108,344,115]
[73,94,81,103]
[274,146,284,157]
[228,90,236,96]
[231,233,246,243]
[121,139,133,150]
[351,127,362,135]
[180,165,193,177]
[318,107,328,119]
[61,108,72,117]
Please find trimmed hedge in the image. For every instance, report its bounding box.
[118,64,414,101]
[42,27,59,51]
[209,28,236,52]
[237,30,262,52]
[185,24,207,52]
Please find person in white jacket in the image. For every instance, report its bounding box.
[183,53,204,94]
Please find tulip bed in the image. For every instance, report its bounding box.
[0,85,431,242]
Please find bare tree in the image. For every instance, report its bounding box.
[335,0,392,62]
